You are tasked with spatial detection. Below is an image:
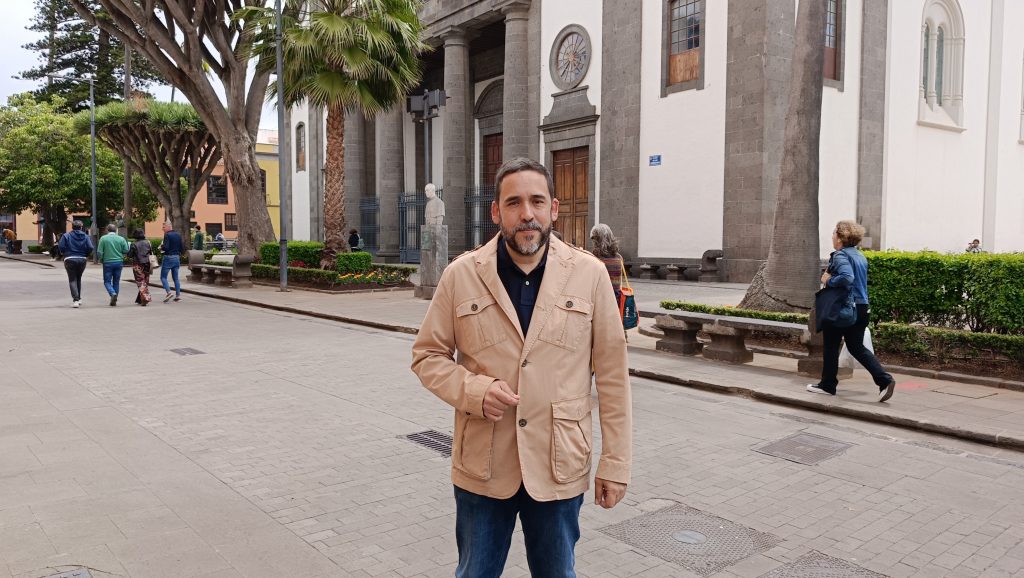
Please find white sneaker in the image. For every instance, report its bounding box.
[71,301,80,308]
[806,384,835,396]
[878,380,896,402]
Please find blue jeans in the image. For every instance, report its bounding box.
[102,262,123,296]
[454,485,583,578]
[160,254,181,296]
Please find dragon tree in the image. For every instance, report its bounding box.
[75,100,220,243]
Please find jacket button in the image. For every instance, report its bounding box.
[566,300,573,308]
[521,360,528,368]
[518,419,527,427]
[471,304,478,312]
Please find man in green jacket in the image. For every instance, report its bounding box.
[192,225,205,251]
[97,223,130,306]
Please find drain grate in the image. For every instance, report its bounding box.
[757,550,886,577]
[600,503,782,576]
[753,432,853,465]
[406,430,452,457]
[170,347,205,356]
[44,570,93,578]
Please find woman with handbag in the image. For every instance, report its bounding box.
[590,224,637,336]
[127,229,155,306]
[807,220,895,401]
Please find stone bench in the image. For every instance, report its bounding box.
[653,311,851,379]
[186,250,254,288]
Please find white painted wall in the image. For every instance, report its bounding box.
[883,0,991,253]
[993,0,1024,252]
[636,0,727,258]
[290,101,312,241]
[540,0,602,220]
[818,0,864,256]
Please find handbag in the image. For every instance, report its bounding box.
[148,253,159,270]
[618,258,638,330]
[821,248,856,328]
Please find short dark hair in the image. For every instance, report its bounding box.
[195,225,202,231]
[494,157,554,203]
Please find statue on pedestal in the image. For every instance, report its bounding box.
[416,183,448,300]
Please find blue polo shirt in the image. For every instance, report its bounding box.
[496,237,548,336]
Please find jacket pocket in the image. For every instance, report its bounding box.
[550,394,594,484]
[456,295,508,354]
[455,417,495,480]
[538,296,593,351]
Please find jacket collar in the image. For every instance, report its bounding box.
[474,233,576,349]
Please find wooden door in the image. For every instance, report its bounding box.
[482,134,503,190]
[552,147,589,247]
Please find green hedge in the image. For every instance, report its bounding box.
[336,251,372,274]
[660,301,809,325]
[252,264,340,285]
[27,245,45,254]
[872,322,1024,365]
[864,251,1024,334]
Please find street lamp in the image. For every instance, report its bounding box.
[51,74,98,263]
[275,0,290,292]
[407,89,447,184]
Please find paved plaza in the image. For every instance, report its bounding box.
[1,257,1024,578]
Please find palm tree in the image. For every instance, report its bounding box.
[738,0,827,312]
[246,0,425,269]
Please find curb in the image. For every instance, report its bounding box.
[0,254,55,268]
[183,285,1024,452]
[629,367,1024,452]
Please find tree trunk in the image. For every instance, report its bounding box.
[41,204,66,246]
[123,46,133,230]
[221,136,277,257]
[320,104,349,270]
[738,0,827,313]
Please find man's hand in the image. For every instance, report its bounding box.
[820,272,832,285]
[594,478,627,509]
[482,380,519,422]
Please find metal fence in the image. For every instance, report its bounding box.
[464,186,498,250]
[398,188,442,263]
[359,197,380,255]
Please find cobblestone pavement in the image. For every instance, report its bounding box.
[1,259,1023,578]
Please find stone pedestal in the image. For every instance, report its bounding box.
[415,224,447,300]
[797,310,852,380]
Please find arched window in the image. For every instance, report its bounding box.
[919,0,965,130]
[295,122,306,172]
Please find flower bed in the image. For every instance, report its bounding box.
[251,263,412,292]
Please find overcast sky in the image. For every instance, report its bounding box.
[0,0,276,130]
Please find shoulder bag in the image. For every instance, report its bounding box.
[618,258,639,330]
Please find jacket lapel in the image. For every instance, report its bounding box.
[475,236,526,341]
[521,237,574,358]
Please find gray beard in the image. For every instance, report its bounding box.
[501,222,550,256]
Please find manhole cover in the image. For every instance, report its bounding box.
[170,347,205,356]
[754,432,853,465]
[405,430,452,457]
[44,570,94,578]
[600,503,782,576]
[758,550,885,577]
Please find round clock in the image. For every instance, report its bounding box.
[550,25,591,91]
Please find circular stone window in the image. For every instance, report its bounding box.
[549,25,592,91]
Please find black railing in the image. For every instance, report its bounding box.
[359,197,380,255]
[465,186,498,250]
[398,188,442,263]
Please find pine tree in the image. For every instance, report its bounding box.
[18,0,162,111]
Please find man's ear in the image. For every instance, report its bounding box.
[491,200,500,225]
[550,198,559,222]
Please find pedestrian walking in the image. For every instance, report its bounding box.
[159,222,184,302]
[127,229,154,306]
[192,225,204,251]
[57,220,94,308]
[96,223,130,306]
[2,226,14,253]
[589,223,623,304]
[412,158,632,577]
[808,220,896,402]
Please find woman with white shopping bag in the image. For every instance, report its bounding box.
[807,221,896,401]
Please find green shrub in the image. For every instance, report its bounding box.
[250,263,340,285]
[149,238,164,257]
[873,322,1024,364]
[864,250,1024,334]
[27,245,44,253]
[336,251,372,274]
[659,301,809,325]
[259,241,324,267]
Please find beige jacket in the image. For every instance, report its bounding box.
[411,235,632,501]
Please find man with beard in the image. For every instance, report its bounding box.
[412,157,632,577]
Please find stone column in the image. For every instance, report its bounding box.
[856,0,888,249]
[501,2,531,160]
[442,27,470,252]
[377,106,404,261]
[308,105,325,241]
[343,106,366,245]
